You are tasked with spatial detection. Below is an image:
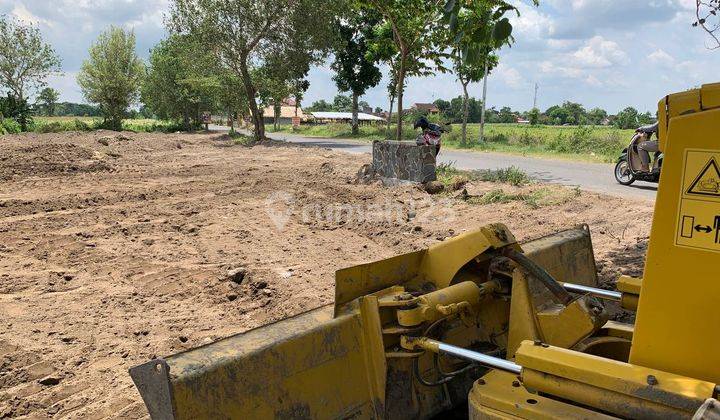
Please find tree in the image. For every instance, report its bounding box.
[587,107,608,125]
[497,106,516,123]
[528,107,540,125]
[142,35,216,129]
[331,8,382,134]
[36,87,59,116]
[614,107,640,129]
[333,94,353,112]
[445,0,533,142]
[0,93,32,128]
[307,99,332,111]
[0,16,61,104]
[433,98,450,115]
[694,1,720,49]
[169,0,341,141]
[546,105,569,125]
[561,101,587,125]
[638,111,655,125]
[363,0,448,140]
[77,27,144,131]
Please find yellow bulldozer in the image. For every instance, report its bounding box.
[129,84,720,419]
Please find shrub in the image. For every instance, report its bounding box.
[508,129,539,146]
[2,118,22,134]
[475,189,526,205]
[477,166,532,186]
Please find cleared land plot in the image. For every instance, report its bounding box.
[0,131,651,418]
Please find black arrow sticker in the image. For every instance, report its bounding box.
[695,224,712,233]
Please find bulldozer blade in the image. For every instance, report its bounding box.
[130,225,598,419]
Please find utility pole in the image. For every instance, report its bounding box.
[533,83,538,110]
[478,57,489,143]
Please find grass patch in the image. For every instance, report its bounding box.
[476,166,531,186]
[468,186,581,209]
[268,123,417,141]
[444,124,631,162]
[271,122,633,162]
[28,117,187,134]
[435,163,533,190]
[229,131,253,145]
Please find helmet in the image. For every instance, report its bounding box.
[414,116,429,130]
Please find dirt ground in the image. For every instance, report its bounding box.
[0,131,653,419]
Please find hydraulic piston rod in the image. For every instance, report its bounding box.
[401,336,522,374]
[561,282,622,301]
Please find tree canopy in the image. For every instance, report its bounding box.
[169,0,342,141]
[142,34,219,129]
[331,8,382,134]
[36,87,59,116]
[77,27,144,130]
[0,15,61,102]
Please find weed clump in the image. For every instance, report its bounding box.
[476,166,531,186]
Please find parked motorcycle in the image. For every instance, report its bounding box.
[614,124,663,185]
[413,116,444,156]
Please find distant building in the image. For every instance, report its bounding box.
[263,98,308,125]
[516,117,530,124]
[411,103,440,114]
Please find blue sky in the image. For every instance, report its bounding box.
[1,0,718,113]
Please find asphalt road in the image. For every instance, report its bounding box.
[214,126,657,200]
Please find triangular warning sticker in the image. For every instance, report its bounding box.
[687,157,720,197]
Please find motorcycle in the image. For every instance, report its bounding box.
[413,116,444,157]
[614,124,663,186]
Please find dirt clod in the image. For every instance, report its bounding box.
[423,180,445,194]
[226,267,247,284]
[38,375,61,386]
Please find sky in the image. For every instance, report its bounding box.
[0,0,718,114]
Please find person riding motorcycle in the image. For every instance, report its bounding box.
[636,121,659,173]
[413,116,443,156]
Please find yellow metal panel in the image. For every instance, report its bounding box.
[358,296,387,414]
[536,298,599,349]
[668,89,702,118]
[630,106,720,383]
[164,307,378,420]
[615,275,641,295]
[701,82,720,110]
[520,225,598,287]
[516,341,715,412]
[420,224,516,288]
[469,370,618,419]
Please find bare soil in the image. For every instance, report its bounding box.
[0,131,653,419]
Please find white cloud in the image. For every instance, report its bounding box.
[571,36,629,68]
[648,49,675,65]
[10,3,52,26]
[510,2,554,40]
[494,64,524,89]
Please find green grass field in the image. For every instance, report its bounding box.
[27,116,180,133]
[268,123,634,163]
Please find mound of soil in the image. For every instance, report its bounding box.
[0,143,112,180]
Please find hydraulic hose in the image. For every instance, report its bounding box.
[502,248,574,305]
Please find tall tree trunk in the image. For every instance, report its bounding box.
[274,102,280,131]
[387,93,395,139]
[461,82,469,147]
[351,92,359,135]
[238,56,264,141]
[395,54,407,141]
[183,110,190,132]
